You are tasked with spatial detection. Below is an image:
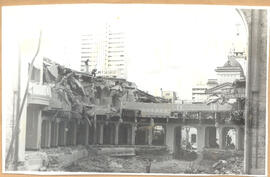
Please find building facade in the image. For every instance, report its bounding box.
[80,23,127,79]
[192,84,208,104]
[161,90,177,103]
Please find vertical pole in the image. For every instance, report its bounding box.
[14,46,21,169]
[6,31,42,169]
[243,10,253,174]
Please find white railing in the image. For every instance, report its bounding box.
[28,82,51,98]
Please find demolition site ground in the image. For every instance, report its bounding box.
[37,146,244,174]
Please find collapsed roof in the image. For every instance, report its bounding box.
[42,58,168,120]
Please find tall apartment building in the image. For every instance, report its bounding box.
[80,23,127,79]
[192,84,208,104]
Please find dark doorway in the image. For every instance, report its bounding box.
[135,124,148,145]
[119,124,129,145]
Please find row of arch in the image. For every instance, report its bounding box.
[38,118,168,149]
[173,125,244,156]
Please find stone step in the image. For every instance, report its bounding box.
[95,147,135,157]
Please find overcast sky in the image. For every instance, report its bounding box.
[2,4,247,100]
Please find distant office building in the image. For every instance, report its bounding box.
[160,89,177,103]
[192,84,208,104]
[80,22,127,79]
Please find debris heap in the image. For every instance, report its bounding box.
[43,58,168,123]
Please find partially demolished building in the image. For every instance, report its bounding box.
[3,9,267,175]
[26,58,170,151]
[23,58,245,156]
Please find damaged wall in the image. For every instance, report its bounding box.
[239,9,267,175]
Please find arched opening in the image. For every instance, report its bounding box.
[76,121,87,145]
[88,123,95,145]
[66,120,76,146]
[152,125,166,146]
[66,121,72,146]
[118,124,130,145]
[135,124,148,145]
[58,121,66,146]
[50,121,57,147]
[223,127,236,150]
[174,126,198,161]
[103,123,115,145]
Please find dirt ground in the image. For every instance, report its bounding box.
[62,153,243,174]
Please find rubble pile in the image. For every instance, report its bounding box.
[39,145,88,171]
[43,58,168,122]
[211,156,243,174]
[65,154,146,173]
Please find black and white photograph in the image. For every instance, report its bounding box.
[2,4,269,175]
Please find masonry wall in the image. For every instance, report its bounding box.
[241,9,268,175]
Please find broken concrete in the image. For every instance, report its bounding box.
[24,145,88,171]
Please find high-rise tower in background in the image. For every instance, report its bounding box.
[80,21,127,79]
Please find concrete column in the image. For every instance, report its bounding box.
[197,126,206,151]
[235,127,244,150]
[85,121,89,145]
[63,121,67,146]
[145,129,148,144]
[99,123,104,145]
[205,127,209,147]
[36,110,43,149]
[55,120,59,146]
[131,124,136,145]
[148,128,153,145]
[165,124,174,153]
[46,120,52,148]
[198,112,202,123]
[148,120,153,145]
[114,123,119,145]
[73,120,77,146]
[110,124,114,144]
[239,127,244,150]
[50,122,56,147]
[58,121,67,146]
[25,107,43,150]
[218,127,223,149]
